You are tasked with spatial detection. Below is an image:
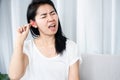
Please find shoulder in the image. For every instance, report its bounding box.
[65,39,79,65]
[24,39,32,44]
[66,39,77,48]
[23,39,34,58]
[24,39,33,47]
[23,39,33,52]
[65,39,78,53]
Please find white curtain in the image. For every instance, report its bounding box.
[77,0,120,54]
[0,0,12,74]
[0,0,32,74]
[0,0,120,74]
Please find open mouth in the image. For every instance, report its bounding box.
[48,24,56,28]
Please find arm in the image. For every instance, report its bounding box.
[9,24,30,80]
[68,60,80,80]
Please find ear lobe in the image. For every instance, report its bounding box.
[30,20,37,28]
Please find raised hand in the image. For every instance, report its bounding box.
[16,24,31,44]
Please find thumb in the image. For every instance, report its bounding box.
[26,24,31,32]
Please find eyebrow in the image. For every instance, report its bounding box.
[40,13,47,16]
[40,10,55,16]
[50,10,55,14]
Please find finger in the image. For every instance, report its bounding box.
[18,27,23,33]
[17,24,30,33]
[29,23,32,27]
[23,26,26,32]
[21,24,29,31]
[26,24,30,31]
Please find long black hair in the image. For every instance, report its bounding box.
[27,0,67,54]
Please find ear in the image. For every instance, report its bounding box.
[30,20,37,28]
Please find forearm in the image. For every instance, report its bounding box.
[68,61,80,80]
[9,41,25,79]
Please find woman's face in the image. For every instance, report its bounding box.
[34,4,58,37]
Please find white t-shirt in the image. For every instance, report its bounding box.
[21,39,81,80]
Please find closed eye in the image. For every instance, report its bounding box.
[40,14,47,19]
[50,10,56,15]
[40,10,56,19]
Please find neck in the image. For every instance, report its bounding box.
[35,35,55,47]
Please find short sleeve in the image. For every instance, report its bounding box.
[67,40,82,65]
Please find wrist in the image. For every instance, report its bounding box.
[14,40,24,48]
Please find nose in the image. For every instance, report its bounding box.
[47,15,54,22]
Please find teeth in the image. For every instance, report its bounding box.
[49,24,55,28]
[51,24,54,26]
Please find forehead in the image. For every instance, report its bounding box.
[36,4,54,14]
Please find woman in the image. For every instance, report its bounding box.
[9,0,81,80]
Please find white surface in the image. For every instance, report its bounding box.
[80,53,120,80]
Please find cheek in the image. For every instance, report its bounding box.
[55,15,59,20]
[56,17,59,26]
[36,19,47,27]
[56,18,59,27]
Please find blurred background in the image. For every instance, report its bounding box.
[0,0,120,74]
